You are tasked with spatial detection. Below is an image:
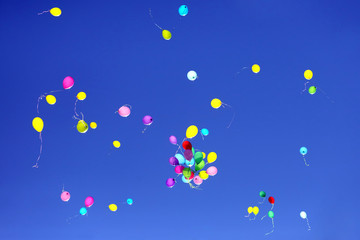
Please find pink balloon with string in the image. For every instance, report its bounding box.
[60,191,70,202]
[118,106,131,117]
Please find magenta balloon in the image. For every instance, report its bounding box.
[143,115,153,125]
[175,165,185,174]
[184,149,193,161]
[85,196,94,207]
[206,166,218,176]
[63,76,74,90]
[169,157,179,166]
[193,176,203,185]
[60,191,70,202]
[118,106,131,117]
[169,135,177,145]
[166,178,175,188]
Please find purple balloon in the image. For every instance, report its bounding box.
[184,149,193,161]
[169,135,177,145]
[169,157,179,166]
[166,178,175,188]
[143,115,153,125]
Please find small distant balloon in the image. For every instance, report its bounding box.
[77,92,86,101]
[127,198,133,205]
[193,176,203,185]
[109,204,118,212]
[118,105,131,117]
[85,196,94,208]
[63,76,74,90]
[184,149,193,161]
[199,170,209,180]
[268,211,274,218]
[166,178,176,188]
[143,115,153,125]
[50,7,62,17]
[113,140,121,148]
[304,70,313,80]
[206,166,218,176]
[46,95,56,105]
[252,64,260,73]
[253,206,259,215]
[169,135,177,145]
[211,98,222,109]
[300,211,311,230]
[61,191,70,202]
[201,128,209,136]
[162,30,172,40]
[175,165,185,174]
[90,122,97,129]
[300,147,307,155]
[182,141,192,150]
[185,125,198,139]
[178,5,188,16]
[268,196,275,205]
[80,207,87,215]
[175,154,185,165]
[187,70,197,81]
[207,152,217,163]
[308,86,316,95]
[169,156,179,166]
[77,120,88,133]
[32,117,44,133]
[260,191,266,198]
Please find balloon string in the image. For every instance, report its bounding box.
[38,10,49,15]
[123,104,132,109]
[74,99,79,117]
[149,8,163,30]
[303,156,309,166]
[306,217,311,231]
[244,213,250,218]
[249,216,256,221]
[175,138,186,154]
[200,133,204,141]
[318,87,335,103]
[37,95,45,114]
[33,132,42,168]
[261,215,266,221]
[270,204,274,210]
[258,198,266,204]
[142,126,148,133]
[221,103,235,128]
[265,218,275,235]
[301,81,310,94]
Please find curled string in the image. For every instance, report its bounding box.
[301,81,310,94]
[249,216,256,221]
[306,217,311,231]
[188,182,202,190]
[36,90,62,113]
[73,112,84,121]
[32,132,42,168]
[318,87,335,103]
[38,10,49,15]
[222,103,235,128]
[258,197,266,204]
[265,218,275,235]
[142,126,148,134]
[74,99,79,117]
[244,213,250,218]
[149,8,163,30]
[303,156,309,166]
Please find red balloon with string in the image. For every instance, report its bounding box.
[268,196,275,204]
[182,141,192,150]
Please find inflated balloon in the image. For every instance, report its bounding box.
[50,7,62,17]
[113,140,121,148]
[304,70,313,80]
[202,152,206,159]
[77,120,88,133]
[182,175,191,183]
[46,95,56,105]
[194,152,203,164]
[166,178,176,188]
[90,122,97,129]
[248,207,253,214]
[178,5,188,16]
[182,141,192,150]
[32,117,44,132]
[80,207,87,215]
[193,176,203,185]
[300,147,309,166]
[308,86,316,95]
[253,206,259,215]
[201,128,209,136]
[77,92,86,101]
[175,165,185,174]
[211,98,222,109]
[268,211,274,218]
[182,168,191,179]
[143,115,153,125]
[118,105,131,117]
[184,149,193,161]
[300,211,311,230]
[206,166,218,176]
[185,158,195,167]
[187,70,197,81]
[169,135,177,145]
[169,157,179,166]
[260,191,266,198]
[85,196,94,207]
[199,170,209,180]
[162,30,172,40]
[186,125,198,139]
[207,152,217,163]
[265,211,275,235]
[127,198,133,205]
[195,160,205,171]
[175,153,185,165]
[61,191,70,202]
[252,64,260,73]
[268,196,275,205]
[109,204,118,212]
[63,76,74,90]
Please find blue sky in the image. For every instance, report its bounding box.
[0,0,359,239]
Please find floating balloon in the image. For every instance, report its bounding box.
[193,176,203,185]
[199,170,209,180]
[77,92,86,101]
[253,206,259,215]
[169,156,179,166]
[46,95,56,105]
[175,165,185,174]
[77,120,88,133]
[202,152,206,159]
[169,135,177,145]
[143,115,153,125]
[178,5,188,16]
[265,211,275,235]
[211,99,235,128]
[182,168,191,179]
[252,64,260,73]
[63,76,74,90]
[90,122,97,129]
[182,141,192,150]
[185,158,195,167]
[300,211,311,230]
[182,175,191,183]
[80,207,87,215]
[187,70,197,81]
[248,207,253,214]
[50,7,62,17]
[206,166,218,176]
[184,149,193,161]
[127,198,133,205]
[268,196,275,205]
[113,140,121,148]
[186,125,198,139]
[175,154,185,165]
[195,160,205,171]
[166,178,176,188]
[32,117,44,133]
[308,86,316,95]
[162,30,172,40]
[109,204,118,212]
[268,211,274,218]
[85,196,94,208]
[194,152,203,164]
[300,147,309,166]
[201,128,209,136]
[304,70,313,80]
[259,191,266,204]
[118,105,131,117]
[207,152,217,164]
[61,191,70,202]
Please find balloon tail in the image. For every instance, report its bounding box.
[270,204,274,210]
[38,10,49,15]
[258,198,266,204]
[201,133,204,140]
[222,103,235,128]
[303,156,309,166]
[249,216,256,221]
[265,218,275,235]
[142,126,148,133]
[175,138,186,154]
[149,8,163,30]
[306,217,311,231]
[301,81,310,94]
[188,182,202,190]
[37,95,45,114]
[318,87,335,103]
[74,99,79,117]
[261,215,266,221]
[244,213,250,218]
[33,132,42,168]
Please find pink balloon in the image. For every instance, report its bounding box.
[206,166,218,176]
[60,191,70,202]
[63,76,74,90]
[118,106,131,117]
[175,165,185,174]
[85,196,94,207]
[193,176,203,185]
[169,136,177,145]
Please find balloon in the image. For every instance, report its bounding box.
[178,5,188,16]
[50,7,62,17]
[252,64,260,73]
[202,152,206,159]
[300,147,308,155]
[201,128,209,136]
[192,147,195,156]
[118,106,131,117]
[46,95,56,105]
[185,158,195,167]
[268,211,274,218]
[199,170,209,180]
[186,125,198,139]
[268,196,275,204]
[193,176,203,185]
[127,198,133,205]
[175,154,185,165]
[253,206,259,215]
[143,115,153,125]
[206,166,218,176]
[187,70,197,81]
[182,168,191,179]
[207,152,217,163]
[304,70,313,80]
[184,149,193,161]
[63,76,74,90]
[60,191,70,202]
[113,140,121,148]
[169,157,179,166]
[182,141,192,150]
[80,207,87,215]
[182,175,191,183]
[195,160,205,171]
[259,191,266,198]
[77,120,88,133]
[166,178,175,188]
[90,122,97,129]
[175,165,185,174]
[77,92,86,101]
[169,135,177,145]
[162,30,172,40]
[109,204,118,212]
[300,211,307,219]
[211,98,222,109]
[85,196,94,207]
[194,152,203,164]
[188,171,195,180]
[308,86,316,95]
[247,207,253,214]
[32,117,44,132]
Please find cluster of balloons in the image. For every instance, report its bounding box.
[108,198,133,212]
[303,69,316,95]
[300,146,310,166]
[38,7,62,17]
[245,206,259,220]
[77,196,94,216]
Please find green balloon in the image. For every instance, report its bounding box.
[308,86,316,95]
[182,168,191,178]
[259,191,266,198]
[77,120,88,133]
[195,160,205,171]
[194,152,203,164]
[268,211,274,218]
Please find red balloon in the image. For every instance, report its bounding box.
[268,196,275,204]
[187,171,195,180]
[182,141,192,150]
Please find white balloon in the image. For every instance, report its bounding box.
[300,211,307,219]
[187,70,197,81]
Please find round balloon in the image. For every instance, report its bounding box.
[46,95,56,105]
[253,206,259,215]
[268,196,275,204]
[63,76,74,90]
[247,207,253,214]
[143,115,153,125]
[85,196,94,207]
[50,7,62,17]
[207,152,217,163]
[185,158,195,167]
[300,211,307,219]
[259,191,266,198]
[184,149,193,161]
[182,175,191,183]
[182,141,192,150]
[178,5,188,16]
[194,152,203,164]
[252,64,260,73]
[162,30,172,40]
[77,92,86,101]
[169,156,179,166]
[182,168,191,179]
[175,165,185,174]
[202,152,206,159]
[304,70,313,80]
[193,176,203,185]
[113,140,121,148]
[187,70,197,81]
[127,198,133,205]
[80,207,87,215]
[186,125,198,139]
[211,98,222,109]
[195,160,205,171]
[300,147,308,155]
[268,211,274,218]
[201,128,209,136]
[90,122,97,129]
[60,191,70,202]
[206,166,218,176]
[77,120,88,133]
[32,117,44,132]
[308,86,316,95]
[175,154,185,165]
[118,106,131,117]
[109,204,117,212]
[166,178,175,188]
[169,135,177,145]
[199,170,209,180]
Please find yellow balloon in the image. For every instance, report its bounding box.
[46,95,56,105]
[253,206,259,215]
[207,152,217,163]
[50,7,62,17]
[247,207,253,214]
[109,204,118,212]
[77,92,86,101]
[304,69,313,80]
[199,170,209,180]
[252,64,260,73]
[77,120,88,133]
[90,122,97,129]
[32,117,44,133]
[211,98,222,109]
[202,152,206,159]
[113,140,121,148]
[162,30,172,40]
[186,125,198,139]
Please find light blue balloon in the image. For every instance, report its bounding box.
[178,5,188,16]
[127,198,133,205]
[201,128,209,136]
[80,207,87,215]
[182,175,191,183]
[175,153,185,165]
[185,158,195,167]
[300,147,308,155]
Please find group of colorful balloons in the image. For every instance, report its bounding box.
[74,90,98,134]
[108,198,133,212]
[78,196,94,216]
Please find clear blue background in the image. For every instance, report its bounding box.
[1,0,359,239]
